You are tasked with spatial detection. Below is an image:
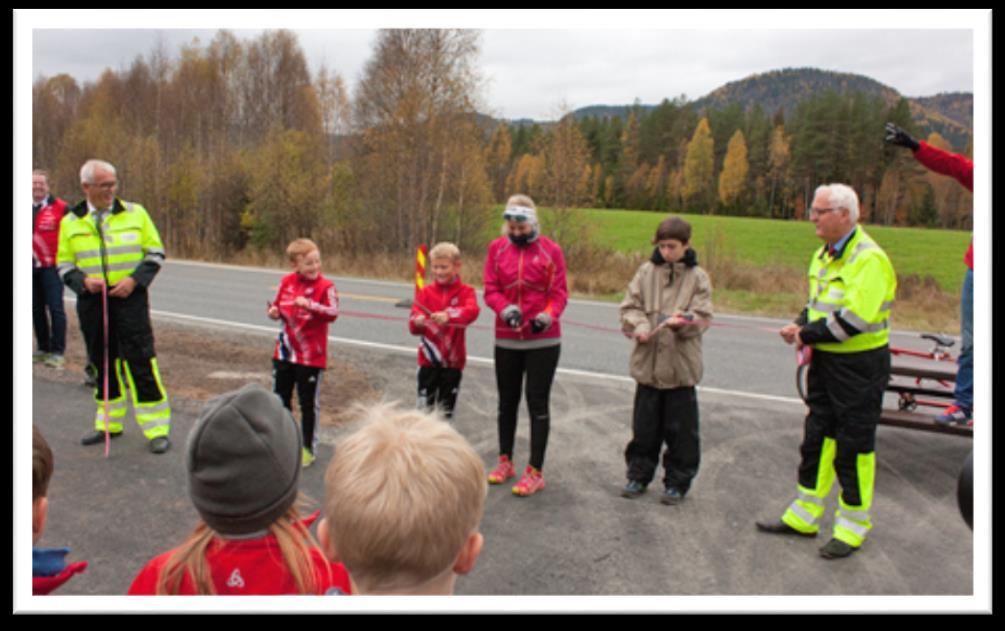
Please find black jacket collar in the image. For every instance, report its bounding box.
[70,198,126,219]
[651,247,698,268]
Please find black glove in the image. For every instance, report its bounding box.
[885,122,919,151]
[530,312,553,334]
[501,304,522,329]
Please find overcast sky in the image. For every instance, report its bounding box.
[23,10,982,122]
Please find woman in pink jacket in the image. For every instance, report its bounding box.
[482,195,568,497]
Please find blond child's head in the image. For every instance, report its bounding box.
[319,403,486,594]
[429,242,462,285]
[286,238,322,281]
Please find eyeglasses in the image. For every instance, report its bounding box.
[809,206,839,217]
[91,181,117,191]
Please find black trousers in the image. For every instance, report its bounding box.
[417,366,463,419]
[33,267,66,354]
[77,287,163,404]
[625,384,700,493]
[799,347,890,506]
[494,345,560,471]
[273,359,323,453]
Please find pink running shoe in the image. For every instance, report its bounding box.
[487,455,516,485]
[512,466,545,497]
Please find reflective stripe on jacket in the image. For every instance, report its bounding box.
[804,228,896,354]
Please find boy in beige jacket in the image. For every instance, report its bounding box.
[619,217,713,505]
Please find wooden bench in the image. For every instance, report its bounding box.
[880,408,972,437]
[882,350,969,436]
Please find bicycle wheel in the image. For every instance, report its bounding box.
[796,363,810,403]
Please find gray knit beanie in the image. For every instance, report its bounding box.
[186,383,302,536]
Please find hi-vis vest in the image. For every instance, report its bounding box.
[56,200,165,287]
[806,228,896,353]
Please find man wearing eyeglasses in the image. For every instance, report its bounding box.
[757,183,896,560]
[56,159,172,455]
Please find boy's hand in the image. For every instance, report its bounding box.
[267,306,280,320]
[414,315,426,328]
[293,296,311,308]
[431,311,450,325]
[667,312,693,331]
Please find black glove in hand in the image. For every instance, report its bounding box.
[531,312,553,334]
[885,122,919,151]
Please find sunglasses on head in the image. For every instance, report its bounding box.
[503,206,534,223]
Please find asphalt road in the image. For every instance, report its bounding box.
[148,259,949,403]
[23,260,981,611]
[28,348,976,609]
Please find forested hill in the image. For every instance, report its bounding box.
[567,68,973,151]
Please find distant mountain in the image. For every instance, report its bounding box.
[909,92,973,148]
[689,68,972,150]
[501,68,973,152]
[691,67,899,118]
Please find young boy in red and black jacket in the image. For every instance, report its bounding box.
[408,242,480,420]
[267,239,339,467]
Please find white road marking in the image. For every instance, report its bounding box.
[139,306,804,408]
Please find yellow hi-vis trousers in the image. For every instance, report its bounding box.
[93,357,171,440]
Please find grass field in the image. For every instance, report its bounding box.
[518,206,970,332]
[538,207,971,296]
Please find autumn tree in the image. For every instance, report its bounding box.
[718,129,749,210]
[353,29,487,252]
[32,74,82,192]
[484,123,513,203]
[540,115,592,210]
[507,153,545,200]
[682,118,715,213]
[767,124,792,218]
[314,62,352,165]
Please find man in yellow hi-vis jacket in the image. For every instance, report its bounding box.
[56,159,171,454]
[757,183,896,559]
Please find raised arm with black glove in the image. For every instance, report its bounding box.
[884,122,919,152]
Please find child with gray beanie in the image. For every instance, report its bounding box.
[128,383,351,595]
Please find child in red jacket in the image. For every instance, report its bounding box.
[267,239,339,468]
[128,384,351,595]
[408,242,480,420]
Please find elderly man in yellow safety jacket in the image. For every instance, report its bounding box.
[756,183,896,560]
[56,159,172,454]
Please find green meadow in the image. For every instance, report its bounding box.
[540,207,971,296]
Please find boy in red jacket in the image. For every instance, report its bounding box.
[408,242,480,420]
[267,239,339,467]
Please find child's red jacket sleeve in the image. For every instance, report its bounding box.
[447,284,480,325]
[304,280,339,323]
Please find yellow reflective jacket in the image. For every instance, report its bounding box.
[56,198,166,294]
[800,228,896,353]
